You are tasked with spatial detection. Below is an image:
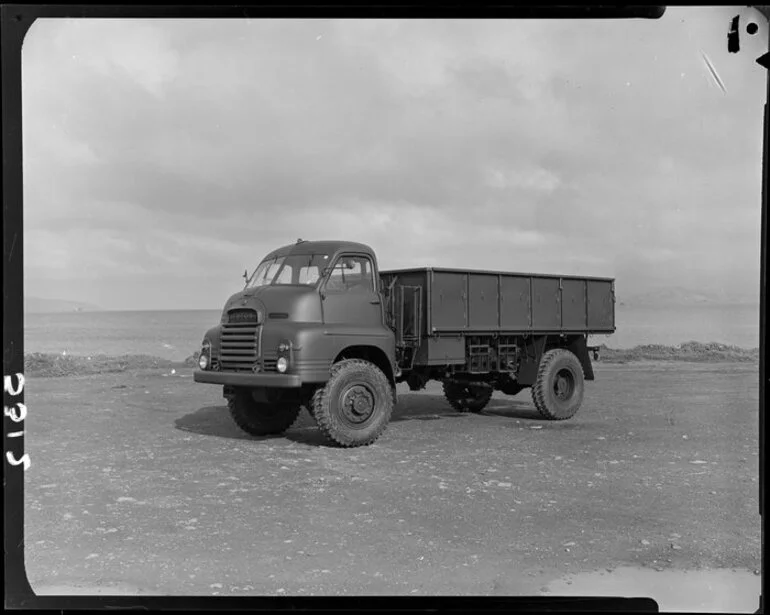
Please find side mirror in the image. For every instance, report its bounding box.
[243,269,249,283]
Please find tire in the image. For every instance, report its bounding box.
[228,389,301,436]
[443,380,493,413]
[531,349,585,420]
[311,359,394,447]
[406,373,425,392]
[500,382,524,397]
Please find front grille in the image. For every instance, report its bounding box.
[220,323,259,371]
[228,309,258,324]
[261,348,279,372]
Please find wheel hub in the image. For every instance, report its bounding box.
[341,385,375,424]
[554,369,574,401]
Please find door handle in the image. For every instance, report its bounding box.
[370,298,381,305]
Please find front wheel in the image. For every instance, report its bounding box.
[311,359,394,447]
[531,349,585,420]
[228,389,301,436]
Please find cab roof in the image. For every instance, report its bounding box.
[263,240,375,261]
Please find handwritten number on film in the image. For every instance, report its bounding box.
[5,373,30,471]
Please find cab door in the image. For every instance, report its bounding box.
[321,254,384,329]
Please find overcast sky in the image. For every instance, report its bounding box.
[22,8,767,310]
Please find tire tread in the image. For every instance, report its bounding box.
[228,392,301,436]
[531,348,584,420]
[312,359,393,447]
[443,380,493,413]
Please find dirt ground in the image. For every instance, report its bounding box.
[21,361,761,608]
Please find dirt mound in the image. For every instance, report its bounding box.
[596,341,759,364]
[24,353,177,377]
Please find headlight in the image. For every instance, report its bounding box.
[276,357,288,373]
[199,340,211,370]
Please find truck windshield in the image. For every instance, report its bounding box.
[246,253,331,289]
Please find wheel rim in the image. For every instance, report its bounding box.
[340,384,376,424]
[553,368,575,401]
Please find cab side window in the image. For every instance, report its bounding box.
[326,255,375,293]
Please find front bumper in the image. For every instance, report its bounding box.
[193,370,302,388]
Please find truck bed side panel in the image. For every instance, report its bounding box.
[562,279,588,329]
[531,278,561,329]
[431,271,467,330]
[587,280,615,329]
[500,275,532,329]
[468,273,499,329]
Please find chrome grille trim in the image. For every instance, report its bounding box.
[220,323,259,372]
[262,348,278,372]
[228,308,258,324]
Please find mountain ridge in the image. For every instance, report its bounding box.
[617,286,758,307]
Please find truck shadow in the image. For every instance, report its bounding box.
[174,393,548,445]
[394,392,546,422]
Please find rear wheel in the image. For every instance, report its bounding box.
[228,389,301,436]
[531,349,585,420]
[500,382,524,396]
[443,380,493,413]
[312,359,394,447]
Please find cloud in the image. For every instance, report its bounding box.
[21,10,765,309]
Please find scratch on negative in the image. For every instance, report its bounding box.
[700,51,727,94]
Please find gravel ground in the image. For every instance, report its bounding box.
[21,361,761,607]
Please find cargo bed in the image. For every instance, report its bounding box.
[380,267,616,338]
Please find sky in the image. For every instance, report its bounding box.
[21,8,768,310]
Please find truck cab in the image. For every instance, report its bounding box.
[194,240,397,447]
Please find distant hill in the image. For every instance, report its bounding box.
[618,286,758,307]
[25,297,103,314]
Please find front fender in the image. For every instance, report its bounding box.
[202,325,222,356]
[260,323,333,382]
[261,323,397,383]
